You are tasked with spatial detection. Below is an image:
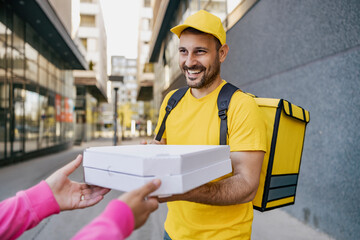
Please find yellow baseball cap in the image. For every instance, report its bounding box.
[170,10,226,45]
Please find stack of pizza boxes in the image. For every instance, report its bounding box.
[83,145,231,196]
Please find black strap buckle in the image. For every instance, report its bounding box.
[166,105,172,112]
[218,109,227,120]
[166,99,176,112]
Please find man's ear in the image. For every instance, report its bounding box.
[219,44,229,63]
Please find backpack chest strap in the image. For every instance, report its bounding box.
[155,86,189,141]
[217,83,239,145]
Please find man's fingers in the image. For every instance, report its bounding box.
[136,179,161,198]
[146,198,159,211]
[62,155,82,176]
[148,139,160,144]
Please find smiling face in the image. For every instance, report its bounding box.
[179,29,224,89]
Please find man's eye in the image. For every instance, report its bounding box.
[196,50,206,54]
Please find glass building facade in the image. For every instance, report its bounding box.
[0,2,78,165]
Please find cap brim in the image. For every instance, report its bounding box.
[170,24,191,38]
[170,24,224,45]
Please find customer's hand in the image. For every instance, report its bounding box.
[119,179,161,229]
[46,155,110,211]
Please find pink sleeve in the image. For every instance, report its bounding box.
[0,180,60,240]
[72,199,134,240]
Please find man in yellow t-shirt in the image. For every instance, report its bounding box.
[153,10,267,240]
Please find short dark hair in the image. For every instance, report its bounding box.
[182,27,222,50]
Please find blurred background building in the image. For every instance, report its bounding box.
[147,0,360,239]
[100,56,143,141]
[136,0,156,137]
[73,0,108,144]
[0,0,87,165]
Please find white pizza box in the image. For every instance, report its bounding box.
[84,159,232,196]
[83,145,230,176]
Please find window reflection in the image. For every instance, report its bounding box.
[12,49,25,77]
[13,85,25,155]
[47,94,56,146]
[38,93,47,149]
[26,59,37,83]
[0,22,6,43]
[0,68,7,160]
[0,41,5,69]
[25,43,38,61]
[13,15,24,54]
[39,67,47,87]
[24,89,39,152]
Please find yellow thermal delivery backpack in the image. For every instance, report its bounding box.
[155,82,310,212]
[251,97,310,211]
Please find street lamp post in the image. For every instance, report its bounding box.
[113,87,119,146]
[109,75,123,146]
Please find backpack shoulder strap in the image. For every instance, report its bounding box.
[217,83,239,145]
[155,86,189,141]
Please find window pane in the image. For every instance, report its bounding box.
[5,47,10,69]
[39,93,48,149]
[25,43,38,61]
[80,38,87,50]
[39,68,47,87]
[48,62,55,75]
[39,54,48,68]
[13,15,24,53]
[25,59,37,83]
[0,4,5,43]
[0,40,5,69]
[0,23,6,53]
[24,89,39,152]
[6,27,11,47]
[47,94,56,146]
[0,69,7,160]
[80,15,96,27]
[25,23,40,53]
[12,49,25,77]
[13,85,25,155]
[49,74,56,92]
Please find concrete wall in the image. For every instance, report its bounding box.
[49,0,72,34]
[221,1,360,239]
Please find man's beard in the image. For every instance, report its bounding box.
[182,55,221,89]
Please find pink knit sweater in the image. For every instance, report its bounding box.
[0,181,134,240]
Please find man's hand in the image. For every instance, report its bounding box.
[45,155,110,211]
[119,179,161,229]
[140,138,166,145]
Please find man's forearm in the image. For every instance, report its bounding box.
[158,174,257,206]
[188,174,257,205]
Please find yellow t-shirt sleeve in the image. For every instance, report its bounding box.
[228,92,267,152]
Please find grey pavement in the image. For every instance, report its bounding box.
[0,138,333,240]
